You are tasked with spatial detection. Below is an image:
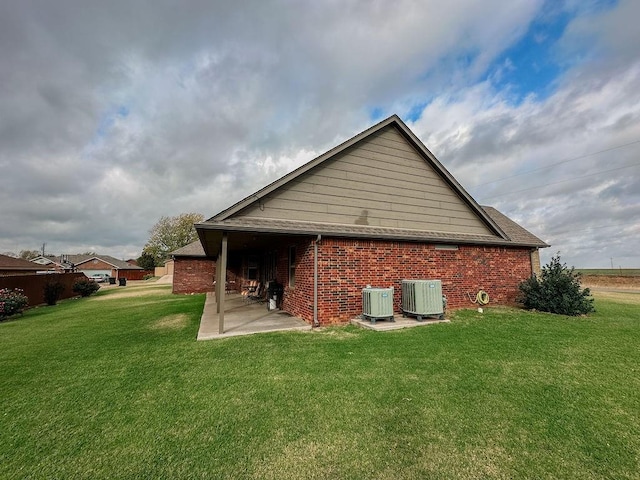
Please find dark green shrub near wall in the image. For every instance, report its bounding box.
[43,280,65,306]
[72,279,100,297]
[518,254,594,316]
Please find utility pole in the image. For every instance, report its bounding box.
[610,257,614,269]
[42,243,46,256]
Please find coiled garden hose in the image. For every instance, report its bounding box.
[468,290,490,305]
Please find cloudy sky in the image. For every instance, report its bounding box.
[1,0,638,268]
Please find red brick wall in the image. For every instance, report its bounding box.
[172,257,216,294]
[78,259,114,271]
[281,237,316,323]
[282,237,533,325]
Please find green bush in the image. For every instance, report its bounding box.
[43,280,65,306]
[73,279,101,297]
[143,274,154,280]
[0,288,29,319]
[518,254,594,316]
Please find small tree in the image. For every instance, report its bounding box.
[136,252,156,270]
[44,280,65,306]
[518,254,594,316]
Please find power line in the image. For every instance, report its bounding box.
[468,139,640,190]
[548,221,639,237]
[477,161,640,201]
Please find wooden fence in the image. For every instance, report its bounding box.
[118,269,153,281]
[0,273,87,307]
[154,260,174,278]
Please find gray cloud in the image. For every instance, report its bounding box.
[0,0,638,267]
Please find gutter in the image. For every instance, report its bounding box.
[313,234,321,327]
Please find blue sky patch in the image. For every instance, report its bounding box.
[484,6,570,103]
[368,106,385,122]
[484,0,618,104]
[90,104,131,147]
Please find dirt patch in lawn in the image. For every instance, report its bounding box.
[95,285,171,301]
[592,290,640,306]
[581,275,640,290]
[149,313,189,330]
[317,328,358,339]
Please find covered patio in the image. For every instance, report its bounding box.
[197,292,311,340]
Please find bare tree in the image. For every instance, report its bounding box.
[19,249,41,260]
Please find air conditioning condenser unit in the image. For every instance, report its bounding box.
[362,287,394,323]
[402,280,444,321]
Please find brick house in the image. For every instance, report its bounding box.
[171,241,215,294]
[171,241,239,294]
[31,254,146,280]
[189,115,547,327]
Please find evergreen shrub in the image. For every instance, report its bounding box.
[44,280,65,306]
[518,254,594,316]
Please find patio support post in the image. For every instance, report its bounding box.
[218,232,228,334]
[215,252,221,313]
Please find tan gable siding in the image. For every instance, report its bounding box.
[236,125,494,235]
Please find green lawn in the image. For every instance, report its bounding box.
[1,285,639,479]
[577,268,640,276]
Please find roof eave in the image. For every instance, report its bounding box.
[196,221,546,249]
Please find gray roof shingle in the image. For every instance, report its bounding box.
[171,241,206,257]
[0,254,48,271]
[481,206,548,248]
[49,255,142,270]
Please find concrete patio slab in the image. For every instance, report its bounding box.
[351,314,449,331]
[197,293,311,340]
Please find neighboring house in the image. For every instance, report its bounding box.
[171,241,237,294]
[0,254,53,276]
[30,255,68,272]
[171,242,214,294]
[31,254,145,279]
[187,115,548,326]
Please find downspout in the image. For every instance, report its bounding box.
[313,234,321,327]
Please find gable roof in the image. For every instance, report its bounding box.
[74,255,142,270]
[0,254,50,272]
[197,115,547,253]
[209,115,506,237]
[30,255,61,266]
[40,254,142,270]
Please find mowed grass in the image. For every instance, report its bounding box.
[1,285,639,479]
[578,268,640,276]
